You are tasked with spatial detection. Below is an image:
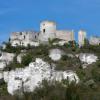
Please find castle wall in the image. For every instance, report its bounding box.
[10,21,76,46]
[89,37,100,45]
[10,31,39,47]
[55,30,74,42]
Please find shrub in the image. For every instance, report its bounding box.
[76,69,86,81]
[22,53,33,66]
[92,67,100,82]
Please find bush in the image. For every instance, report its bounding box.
[0,82,8,96]
[61,55,69,61]
[31,80,66,100]
[22,53,33,66]
[65,82,80,100]
[92,67,100,82]
[76,69,86,81]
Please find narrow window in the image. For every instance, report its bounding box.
[24,35,25,39]
[35,35,36,39]
[43,29,45,33]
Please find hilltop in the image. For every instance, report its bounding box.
[0,37,100,100]
[0,20,100,100]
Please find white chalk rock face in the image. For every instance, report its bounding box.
[8,78,23,95]
[3,71,9,83]
[4,58,79,95]
[49,49,63,61]
[53,41,68,46]
[17,53,25,63]
[0,52,15,64]
[0,61,6,70]
[4,58,52,95]
[52,71,79,83]
[0,52,15,70]
[79,53,98,64]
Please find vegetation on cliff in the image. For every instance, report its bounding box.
[0,40,100,100]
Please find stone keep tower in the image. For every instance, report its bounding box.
[39,21,56,42]
[78,30,86,47]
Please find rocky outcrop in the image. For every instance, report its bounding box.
[79,53,98,64]
[49,49,64,61]
[0,52,15,70]
[3,58,79,95]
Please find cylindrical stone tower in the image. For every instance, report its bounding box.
[39,21,56,42]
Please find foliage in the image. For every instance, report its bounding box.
[55,56,81,71]
[76,69,86,81]
[65,82,80,100]
[84,38,90,47]
[0,82,8,96]
[2,42,21,54]
[80,44,100,54]
[92,67,100,82]
[29,80,66,100]
[22,53,33,66]
[0,39,100,99]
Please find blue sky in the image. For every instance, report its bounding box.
[0,0,100,43]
